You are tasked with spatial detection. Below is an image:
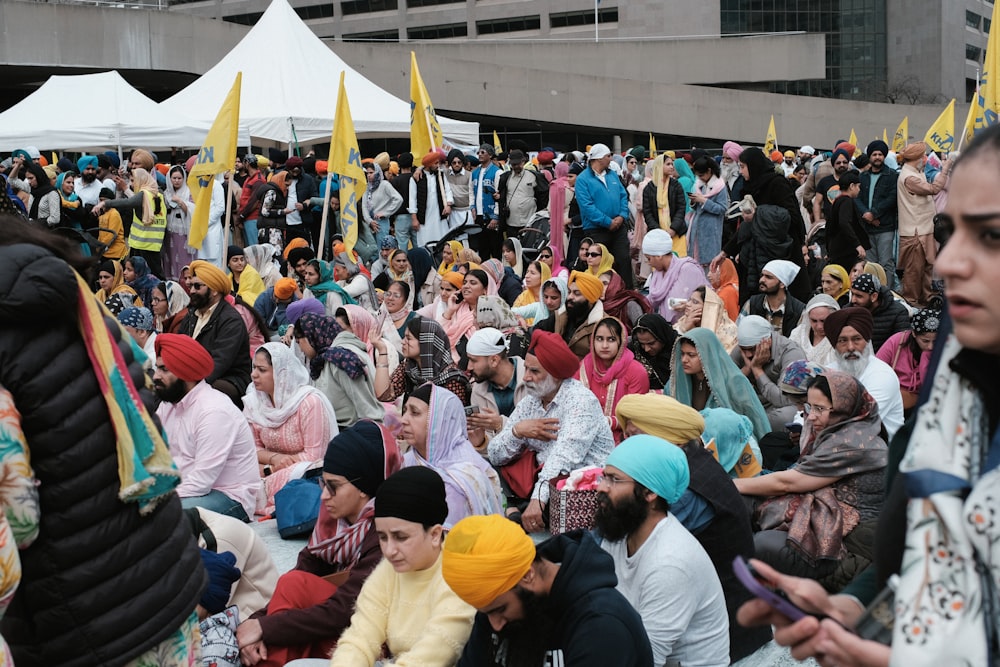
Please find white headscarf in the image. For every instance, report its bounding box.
[243,342,339,431]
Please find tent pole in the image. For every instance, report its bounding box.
[317,172,334,261]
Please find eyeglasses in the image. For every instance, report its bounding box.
[803,403,832,415]
[597,474,634,488]
[321,476,361,496]
[150,297,165,304]
[189,282,208,291]
[586,252,603,258]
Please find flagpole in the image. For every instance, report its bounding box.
[594,0,598,43]
[223,172,234,249]
[318,172,334,261]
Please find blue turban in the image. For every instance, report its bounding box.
[77,155,98,172]
[103,151,121,168]
[605,435,690,504]
[832,148,852,164]
[118,306,154,331]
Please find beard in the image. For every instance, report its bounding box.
[493,586,554,667]
[721,161,739,184]
[758,281,779,296]
[594,486,649,543]
[525,373,560,400]
[188,290,211,310]
[837,345,871,377]
[82,171,97,184]
[153,378,189,404]
[565,297,591,320]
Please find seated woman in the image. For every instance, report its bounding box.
[303,259,355,317]
[408,247,439,310]
[415,270,464,321]
[237,421,402,666]
[601,270,652,328]
[572,237,594,273]
[378,280,418,354]
[244,243,282,291]
[227,244,266,307]
[333,252,378,312]
[151,280,189,334]
[481,258,522,306]
[243,342,339,516]
[539,244,569,280]
[628,312,678,391]
[820,263,851,307]
[585,242,615,278]
[700,407,762,479]
[399,384,504,527]
[788,293,841,367]
[294,313,385,428]
[576,316,650,443]
[673,285,738,352]
[437,240,464,276]
[502,237,525,278]
[95,259,140,315]
[375,250,412,297]
[373,317,470,406]
[336,304,400,379]
[669,327,770,440]
[329,467,475,667]
[439,268,490,363]
[514,277,566,330]
[125,255,161,309]
[708,257,740,321]
[876,307,940,413]
[733,371,888,582]
[511,260,552,324]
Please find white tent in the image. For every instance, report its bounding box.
[0,71,240,152]
[159,0,478,146]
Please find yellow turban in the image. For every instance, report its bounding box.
[570,270,603,304]
[615,394,705,444]
[442,515,535,609]
[189,260,231,295]
[374,151,391,171]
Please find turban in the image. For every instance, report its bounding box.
[783,150,795,158]
[103,151,121,168]
[527,329,580,380]
[479,144,495,157]
[834,141,856,157]
[421,151,443,168]
[761,259,800,288]
[227,245,245,262]
[380,235,399,251]
[615,394,705,444]
[606,435,690,504]
[831,148,852,164]
[770,150,783,163]
[273,277,297,300]
[77,155,98,172]
[314,160,328,175]
[189,260,231,295]
[285,156,303,169]
[851,272,880,294]
[118,306,154,332]
[285,298,325,325]
[184,155,197,174]
[99,187,116,200]
[466,327,507,357]
[442,271,464,289]
[375,467,448,526]
[283,237,310,260]
[374,152,391,171]
[899,142,927,163]
[57,157,75,174]
[446,148,464,164]
[130,149,155,171]
[823,307,874,346]
[799,145,815,156]
[21,146,41,160]
[779,360,827,395]
[863,262,887,287]
[641,229,673,257]
[324,421,394,498]
[155,334,215,382]
[629,145,646,161]
[569,270,603,304]
[268,148,287,164]
[866,140,889,157]
[537,150,555,163]
[442,515,535,609]
[737,315,773,347]
[588,143,611,160]
[723,141,744,162]
[911,308,941,335]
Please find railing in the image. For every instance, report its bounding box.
[14,0,168,10]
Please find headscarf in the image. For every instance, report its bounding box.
[268,170,289,196]
[127,256,161,309]
[130,168,161,228]
[579,315,640,404]
[514,260,551,306]
[605,435,690,504]
[404,317,466,391]
[403,384,504,528]
[674,286,738,352]
[628,313,677,391]
[650,155,675,231]
[26,161,55,220]
[307,421,402,566]
[790,293,841,366]
[586,242,615,277]
[544,244,567,279]
[669,327,771,439]
[56,172,78,204]
[155,280,190,331]
[335,252,378,307]
[821,263,852,301]
[700,407,761,478]
[823,306,874,346]
[96,259,138,301]
[504,237,525,277]
[164,165,193,235]
[911,308,941,335]
[478,259,505,296]
[713,258,740,320]
[286,297,325,325]
[387,248,413,285]
[243,342,339,430]
[243,244,282,290]
[306,259,356,306]
[863,261,887,287]
[297,313,368,380]
[438,240,464,276]
[442,514,536,609]
[363,163,385,221]
[615,393,705,444]
[601,271,651,325]
[338,304,378,355]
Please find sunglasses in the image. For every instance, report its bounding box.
[189,282,208,291]
[586,252,603,258]
[539,254,552,260]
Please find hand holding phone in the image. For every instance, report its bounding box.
[733,556,810,622]
[464,405,481,417]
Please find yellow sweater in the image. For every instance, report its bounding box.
[330,553,475,667]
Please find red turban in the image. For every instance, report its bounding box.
[823,307,874,347]
[527,329,580,380]
[537,150,555,164]
[155,334,215,382]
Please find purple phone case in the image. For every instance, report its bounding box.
[732,556,807,622]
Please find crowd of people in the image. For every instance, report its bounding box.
[0,122,993,667]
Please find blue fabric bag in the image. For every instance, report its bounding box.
[274,477,321,539]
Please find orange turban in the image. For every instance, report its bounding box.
[442,271,464,289]
[569,270,603,304]
[189,260,231,295]
[274,277,297,300]
[421,151,444,168]
[315,160,328,175]
[282,237,310,260]
[899,142,927,163]
[154,334,215,382]
[442,515,536,609]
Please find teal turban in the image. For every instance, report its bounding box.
[77,155,98,172]
[605,435,690,504]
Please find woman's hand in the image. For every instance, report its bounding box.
[271,454,296,471]
[237,619,267,665]
[815,618,890,667]
[371,328,388,354]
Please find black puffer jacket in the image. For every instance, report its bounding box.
[871,286,912,352]
[0,243,206,666]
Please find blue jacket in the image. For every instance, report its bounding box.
[471,164,500,220]
[575,167,629,231]
[687,180,729,263]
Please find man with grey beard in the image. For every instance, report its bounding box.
[824,307,904,439]
[488,329,614,533]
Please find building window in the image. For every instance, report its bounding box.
[342,0,397,15]
[294,3,334,20]
[986,18,992,34]
[407,0,462,6]
[343,28,400,40]
[967,44,983,61]
[407,22,468,39]
[223,11,263,24]
[967,10,982,30]
[476,15,540,35]
[549,7,618,28]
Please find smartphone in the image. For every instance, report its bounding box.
[464,405,481,417]
[732,556,809,622]
[784,422,803,434]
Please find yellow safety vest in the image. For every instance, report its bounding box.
[129,190,167,252]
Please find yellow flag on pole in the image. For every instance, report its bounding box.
[924,99,956,153]
[764,116,777,154]
[329,72,365,257]
[964,86,982,145]
[973,0,1000,136]
[891,117,908,153]
[410,51,443,158]
[493,130,503,153]
[848,129,861,157]
[882,128,888,144]
[187,72,241,250]
[649,133,657,158]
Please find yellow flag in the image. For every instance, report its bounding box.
[848,129,861,157]
[892,117,908,153]
[882,128,888,144]
[410,51,442,158]
[329,72,365,257]
[493,130,503,153]
[187,73,241,250]
[964,87,982,145]
[649,133,657,158]
[764,115,777,154]
[924,99,956,153]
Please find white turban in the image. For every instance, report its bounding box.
[642,229,673,257]
[589,143,611,160]
[737,315,774,347]
[466,327,507,357]
[762,259,800,288]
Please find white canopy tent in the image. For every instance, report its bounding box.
[0,71,244,152]
[159,0,478,146]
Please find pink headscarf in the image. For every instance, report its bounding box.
[341,304,378,355]
[547,162,572,258]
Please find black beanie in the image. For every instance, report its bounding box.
[375,466,448,526]
[287,246,316,266]
[323,421,392,498]
[227,244,245,261]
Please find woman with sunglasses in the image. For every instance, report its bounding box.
[537,244,568,280]
[236,421,402,667]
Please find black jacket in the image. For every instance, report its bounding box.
[458,530,653,667]
[0,243,206,666]
[179,299,251,396]
[743,293,806,339]
[858,167,899,234]
[870,287,911,352]
[293,172,317,226]
[641,178,687,237]
[827,194,871,270]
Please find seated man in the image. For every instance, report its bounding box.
[615,394,772,662]
[442,515,653,667]
[534,270,605,358]
[597,435,731,667]
[730,315,808,432]
[642,228,708,323]
[849,272,911,352]
[740,259,806,337]
[465,327,529,454]
[154,334,258,521]
[488,330,614,532]
[254,276,299,336]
